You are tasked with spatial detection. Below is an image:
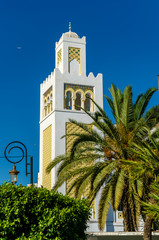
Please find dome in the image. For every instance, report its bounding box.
[63,31,79,39]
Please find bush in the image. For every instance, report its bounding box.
[0,183,90,240]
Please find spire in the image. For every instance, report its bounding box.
[69,22,71,32]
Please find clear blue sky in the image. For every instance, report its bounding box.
[0,0,159,185]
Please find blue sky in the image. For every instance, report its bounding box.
[0,0,159,185]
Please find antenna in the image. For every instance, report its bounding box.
[69,22,71,32]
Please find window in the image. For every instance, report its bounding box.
[84,93,91,111]
[50,93,52,102]
[66,91,72,109]
[47,97,50,113]
[75,92,81,110]
[43,87,52,118]
[44,100,47,116]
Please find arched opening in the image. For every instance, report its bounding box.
[44,99,47,107]
[75,92,81,110]
[66,91,72,109]
[84,93,91,111]
[44,99,47,116]
[50,93,52,102]
[47,97,50,113]
[69,59,80,75]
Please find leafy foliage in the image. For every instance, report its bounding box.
[122,134,159,238]
[0,183,90,240]
[142,184,159,221]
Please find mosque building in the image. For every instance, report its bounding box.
[38,25,124,232]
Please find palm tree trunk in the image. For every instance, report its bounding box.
[143,215,152,240]
[143,196,155,240]
[122,188,136,231]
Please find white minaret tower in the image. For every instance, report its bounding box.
[38,24,105,232]
[38,24,103,189]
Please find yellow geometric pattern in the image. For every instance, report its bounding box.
[42,125,52,190]
[66,122,80,153]
[57,49,62,67]
[68,47,81,64]
[66,122,95,219]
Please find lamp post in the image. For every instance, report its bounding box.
[4,141,33,185]
[9,165,19,184]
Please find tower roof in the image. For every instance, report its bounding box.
[59,31,80,41]
[63,31,79,38]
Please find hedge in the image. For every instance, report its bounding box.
[0,183,90,240]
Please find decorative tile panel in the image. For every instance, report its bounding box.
[68,47,81,64]
[57,49,62,67]
[42,125,52,190]
[64,83,93,93]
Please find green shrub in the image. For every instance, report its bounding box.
[0,183,90,240]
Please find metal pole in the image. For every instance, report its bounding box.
[30,156,33,185]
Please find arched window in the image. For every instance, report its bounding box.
[47,97,50,113]
[50,93,52,102]
[44,99,47,116]
[66,91,72,109]
[84,93,91,111]
[75,92,81,110]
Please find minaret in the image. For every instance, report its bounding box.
[38,25,103,230]
[38,26,103,188]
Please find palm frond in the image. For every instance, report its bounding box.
[114,170,125,210]
[144,105,159,129]
[46,154,70,173]
[54,165,94,191]
[105,95,115,117]
[109,83,121,123]
[136,179,144,198]
[121,85,134,130]
[98,184,112,230]
[133,94,143,109]
[134,87,157,120]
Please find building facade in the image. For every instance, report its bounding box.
[38,28,125,232]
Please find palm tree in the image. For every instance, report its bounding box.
[125,133,159,240]
[46,84,159,231]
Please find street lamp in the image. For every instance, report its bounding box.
[9,164,19,184]
[4,141,33,185]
